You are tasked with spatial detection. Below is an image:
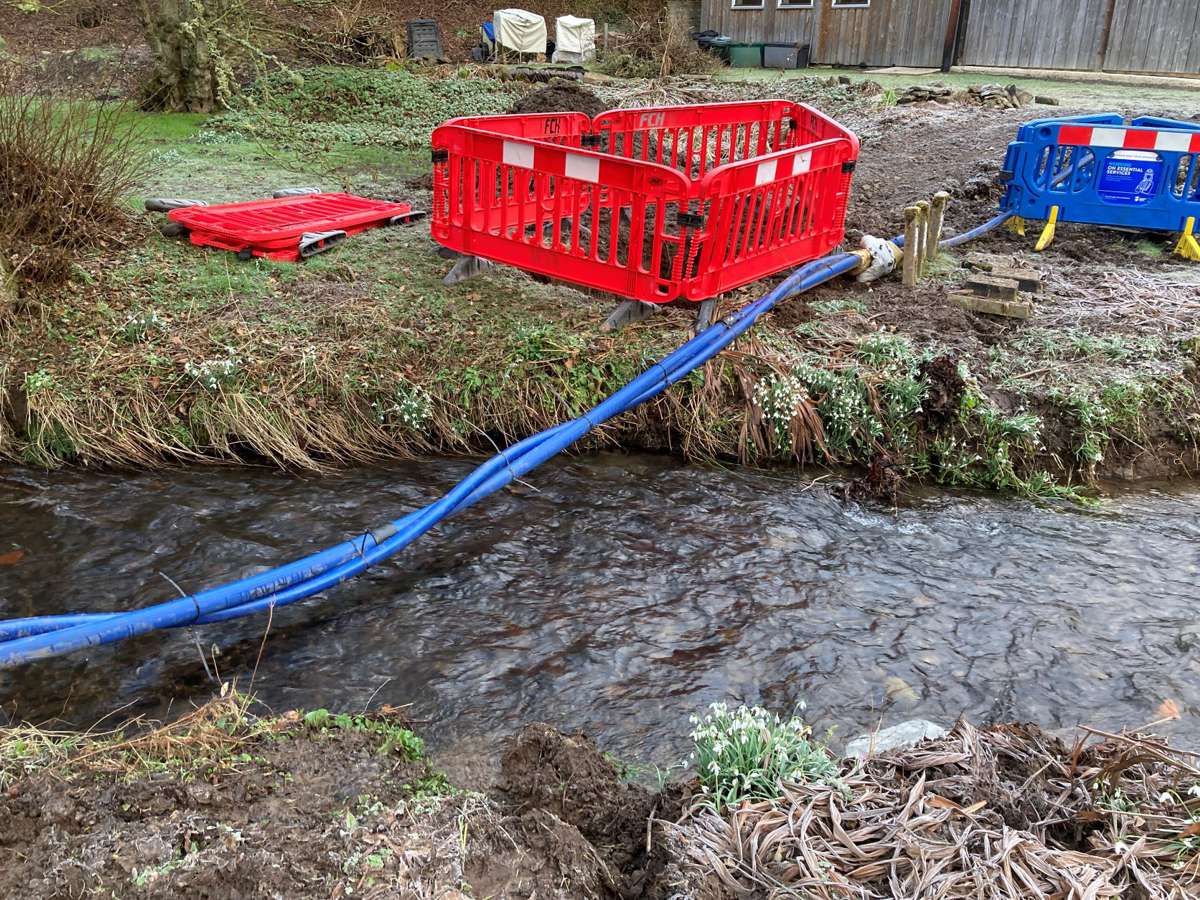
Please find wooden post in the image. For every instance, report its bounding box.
[915,200,930,276]
[603,23,609,54]
[929,191,950,260]
[902,206,920,288]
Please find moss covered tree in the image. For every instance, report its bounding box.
[139,0,235,112]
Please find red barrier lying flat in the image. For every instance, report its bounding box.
[169,193,419,262]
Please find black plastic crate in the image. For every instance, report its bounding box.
[407,19,444,59]
[763,42,811,69]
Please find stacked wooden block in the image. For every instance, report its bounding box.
[949,253,1041,319]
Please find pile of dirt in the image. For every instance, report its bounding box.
[501,723,681,880]
[509,82,609,117]
[844,451,904,504]
[0,699,685,899]
[918,353,966,428]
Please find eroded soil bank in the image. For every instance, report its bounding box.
[2,696,1199,898]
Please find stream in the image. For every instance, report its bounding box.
[2,455,1198,761]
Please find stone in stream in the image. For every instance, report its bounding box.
[845,719,949,758]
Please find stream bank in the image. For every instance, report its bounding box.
[1,65,1199,498]
[3,695,1199,898]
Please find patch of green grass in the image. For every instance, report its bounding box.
[1135,238,1166,258]
[808,297,867,316]
[300,709,425,760]
[211,65,519,149]
[132,851,190,887]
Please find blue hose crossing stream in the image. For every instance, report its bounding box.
[0,213,1011,667]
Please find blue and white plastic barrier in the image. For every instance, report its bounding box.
[999,114,1200,258]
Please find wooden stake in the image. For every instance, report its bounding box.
[902,206,920,288]
[929,191,950,260]
[915,200,930,276]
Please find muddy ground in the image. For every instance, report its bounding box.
[0,698,687,899]
[4,697,1200,898]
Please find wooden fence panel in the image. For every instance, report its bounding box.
[699,0,820,48]
[959,0,1110,70]
[698,0,951,68]
[1105,0,1200,74]
[698,0,1200,74]
[814,0,952,68]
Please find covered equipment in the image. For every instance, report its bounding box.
[493,9,547,56]
[552,15,595,64]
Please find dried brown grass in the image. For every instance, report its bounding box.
[0,64,146,288]
[0,692,259,789]
[670,720,1200,898]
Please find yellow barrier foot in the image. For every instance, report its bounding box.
[1006,216,1026,237]
[1034,206,1059,252]
[1175,217,1200,262]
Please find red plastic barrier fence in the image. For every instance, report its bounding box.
[170,193,415,262]
[431,101,859,303]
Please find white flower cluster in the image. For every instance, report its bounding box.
[752,373,809,449]
[374,383,433,431]
[123,310,163,343]
[686,701,837,813]
[184,349,241,390]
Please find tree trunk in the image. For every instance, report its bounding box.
[140,0,232,112]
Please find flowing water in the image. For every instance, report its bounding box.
[1,456,1198,762]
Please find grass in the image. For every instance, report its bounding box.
[5,208,1194,495]
[210,65,519,149]
[0,692,261,788]
[0,692,431,789]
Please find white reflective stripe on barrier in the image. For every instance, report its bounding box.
[1155,132,1194,153]
[565,153,600,183]
[755,160,777,186]
[503,141,535,169]
[1090,128,1127,148]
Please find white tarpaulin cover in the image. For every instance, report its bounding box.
[494,9,547,54]
[553,15,595,63]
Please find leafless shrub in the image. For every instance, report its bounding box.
[598,8,724,79]
[0,64,146,289]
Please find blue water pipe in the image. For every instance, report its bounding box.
[0,212,1012,667]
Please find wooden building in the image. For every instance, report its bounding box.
[697,0,1200,76]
